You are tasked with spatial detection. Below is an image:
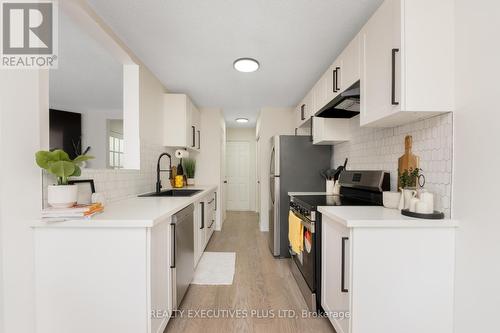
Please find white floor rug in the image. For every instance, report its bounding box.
[191,252,236,285]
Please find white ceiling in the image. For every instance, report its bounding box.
[50,10,123,113]
[87,0,383,127]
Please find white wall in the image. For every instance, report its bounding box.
[256,107,295,231]
[62,56,178,203]
[196,108,226,229]
[226,128,257,212]
[48,105,122,169]
[453,1,500,332]
[82,108,122,169]
[0,70,49,333]
[0,89,3,333]
[333,113,453,217]
[1,3,180,332]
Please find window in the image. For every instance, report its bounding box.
[108,132,124,169]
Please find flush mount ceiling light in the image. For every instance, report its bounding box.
[233,58,260,73]
[235,118,249,123]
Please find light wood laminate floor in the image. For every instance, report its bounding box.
[165,211,333,333]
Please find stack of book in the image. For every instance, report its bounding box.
[41,203,104,221]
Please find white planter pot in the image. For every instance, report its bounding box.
[187,178,195,186]
[47,185,78,208]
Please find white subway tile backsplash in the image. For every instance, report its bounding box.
[332,113,453,217]
[42,143,180,207]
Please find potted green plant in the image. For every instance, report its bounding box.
[399,167,421,189]
[35,149,94,208]
[183,158,196,186]
[398,167,423,210]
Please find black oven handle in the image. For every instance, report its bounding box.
[290,208,315,233]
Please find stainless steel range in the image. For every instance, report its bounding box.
[288,170,390,312]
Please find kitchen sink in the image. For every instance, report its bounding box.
[138,189,202,197]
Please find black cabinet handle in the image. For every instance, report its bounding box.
[214,192,217,211]
[335,67,340,92]
[300,104,306,120]
[332,69,337,92]
[391,48,399,105]
[170,223,176,268]
[341,237,349,293]
[310,116,314,142]
[200,202,205,229]
[191,126,196,147]
[197,130,201,149]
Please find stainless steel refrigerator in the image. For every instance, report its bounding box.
[268,135,332,257]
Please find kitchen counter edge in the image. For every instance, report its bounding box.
[31,185,218,229]
[317,206,459,228]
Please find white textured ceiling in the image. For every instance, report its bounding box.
[87,0,383,127]
[50,10,123,113]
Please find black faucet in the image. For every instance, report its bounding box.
[156,153,172,193]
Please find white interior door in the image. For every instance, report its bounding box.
[226,141,250,211]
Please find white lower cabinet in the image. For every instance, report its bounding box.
[34,222,173,333]
[151,220,173,333]
[194,191,217,265]
[321,215,456,333]
[321,218,350,333]
[194,200,206,266]
[204,191,216,247]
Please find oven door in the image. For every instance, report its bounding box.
[289,208,316,292]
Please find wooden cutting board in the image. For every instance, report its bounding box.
[398,135,419,189]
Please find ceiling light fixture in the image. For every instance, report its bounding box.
[233,58,259,73]
[236,118,249,123]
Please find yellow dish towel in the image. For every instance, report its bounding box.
[288,211,304,254]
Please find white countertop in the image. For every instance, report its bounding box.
[318,206,458,228]
[32,185,217,228]
[288,192,458,228]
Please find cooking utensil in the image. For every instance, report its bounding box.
[332,158,348,181]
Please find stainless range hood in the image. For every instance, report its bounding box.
[316,81,360,118]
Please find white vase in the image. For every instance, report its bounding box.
[187,178,195,186]
[47,185,78,208]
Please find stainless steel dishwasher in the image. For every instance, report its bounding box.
[170,204,194,310]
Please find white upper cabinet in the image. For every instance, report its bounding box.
[360,0,454,127]
[326,60,340,104]
[295,31,360,134]
[294,0,454,132]
[337,33,361,92]
[296,90,314,128]
[314,33,360,116]
[312,117,351,145]
[313,70,330,113]
[163,94,201,151]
